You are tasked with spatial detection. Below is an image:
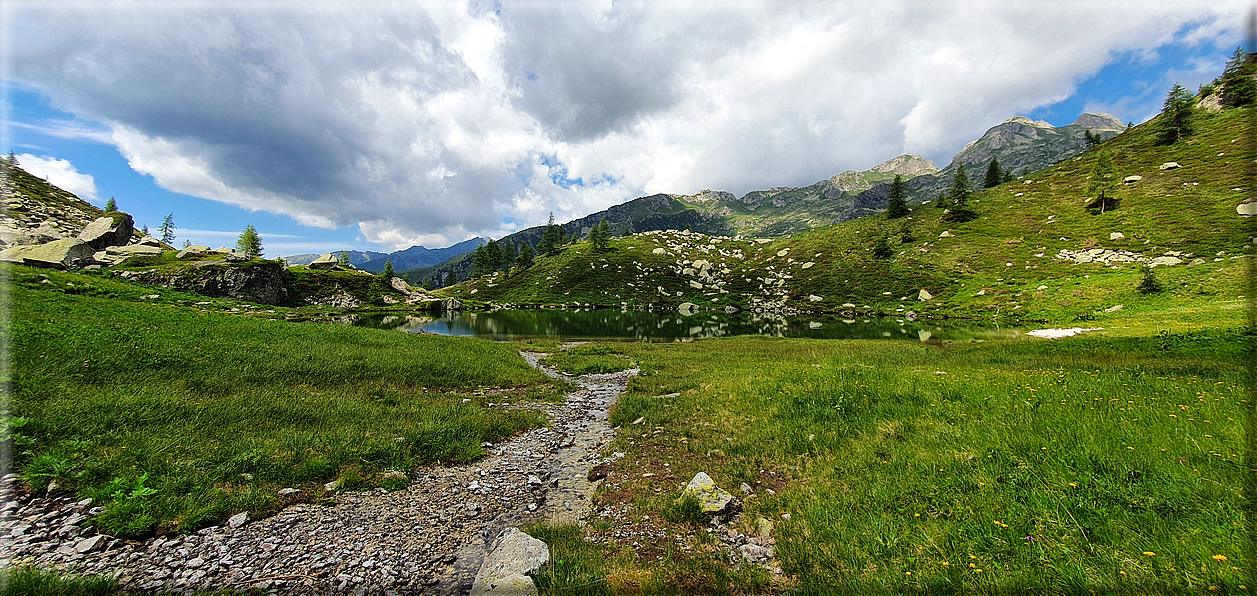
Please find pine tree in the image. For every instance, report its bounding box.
[158,213,177,245]
[104,197,117,212]
[382,260,395,280]
[7,152,16,166]
[1137,265,1163,294]
[472,243,490,277]
[502,241,518,270]
[485,239,503,270]
[182,239,191,249]
[885,175,909,219]
[338,251,350,265]
[1158,83,1194,145]
[237,225,262,257]
[590,218,611,251]
[1002,167,1015,184]
[515,242,535,269]
[943,164,977,222]
[983,158,1002,189]
[1086,149,1119,214]
[140,225,150,236]
[539,212,564,256]
[872,235,892,259]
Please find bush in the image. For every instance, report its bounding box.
[1138,266,1164,295]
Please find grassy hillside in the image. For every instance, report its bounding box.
[6,265,562,537]
[443,104,1253,325]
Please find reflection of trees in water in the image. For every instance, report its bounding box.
[348,309,1019,342]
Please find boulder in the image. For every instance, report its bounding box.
[470,527,549,596]
[651,247,668,255]
[1149,256,1182,267]
[723,304,741,314]
[1238,202,1257,217]
[77,214,134,250]
[918,289,933,301]
[390,277,411,294]
[19,222,67,245]
[440,298,463,311]
[1159,162,1181,170]
[104,244,162,257]
[677,302,698,315]
[137,235,163,247]
[808,295,823,302]
[939,230,953,238]
[0,238,95,269]
[1109,232,1125,240]
[308,253,340,270]
[1122,175,1142,184]
[683,472,740,519]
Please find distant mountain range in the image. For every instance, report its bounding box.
[284,237,485,272]
[398,112,1124,286]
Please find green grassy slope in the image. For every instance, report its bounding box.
[6,265,558,537]
[444,105,1253,325]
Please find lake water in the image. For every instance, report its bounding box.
[348,308,1023,342]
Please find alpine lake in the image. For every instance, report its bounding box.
[345,307,1027,342]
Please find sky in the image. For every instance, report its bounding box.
[1,1,1249,257]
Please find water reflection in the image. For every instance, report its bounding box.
[349,309,1021,342]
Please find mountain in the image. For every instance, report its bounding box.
[839,113,1126,221]
[438,97,1248,322]
[284,250,389,267]
[283,237,486,271]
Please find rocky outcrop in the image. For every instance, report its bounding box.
[77,214,134,250]
[131,262,289,305]
[0,238,96,269]
[308,253,341,270]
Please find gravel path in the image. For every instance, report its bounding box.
[1,352,636,594]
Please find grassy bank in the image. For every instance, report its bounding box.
[5,265,559,537]
[532,328,1247,593]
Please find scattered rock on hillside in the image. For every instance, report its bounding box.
[1238,202,1257,217]
[677,302,699,315]
[470,527,549,596]
[1123,175,1142,184]
[1109,232,1125,240]
[1159,162,1181,170]
[440,297,464,311]
[309,252,341,270]
[77,215,134,250]
[683,472,740,519]
[918,289,933,301]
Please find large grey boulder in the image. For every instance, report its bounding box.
[677,302,698,315]
[0,238,95,269]
[77,214,134,250]
[308,253,340,270]
[390,277,411,294]
[440,297,463,311]
[470,527,549,596]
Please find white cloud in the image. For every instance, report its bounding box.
[6,1,1250,248]
[15,153,98,201]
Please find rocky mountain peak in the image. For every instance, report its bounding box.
[1001,116,1053,128]
[1071,113,1124,129]
[869,154,939,177]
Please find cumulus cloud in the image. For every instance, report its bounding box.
[6,1,1249,248]
[15,153,99,201]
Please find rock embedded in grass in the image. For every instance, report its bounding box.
[683,472,740,519]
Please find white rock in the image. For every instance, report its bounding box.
[1110,232,1125,240]
[471,528,550,596]
[1238,202,1257,217]
[1123,175,1142,184]
[227,512,249,528]
[1159,162,1181,170]
[939,231,952,238]
[917,289,933,301]
[808,295,823,302]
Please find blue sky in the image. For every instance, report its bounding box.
[2,2,1247,257]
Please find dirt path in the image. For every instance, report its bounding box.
[0,353,636,594]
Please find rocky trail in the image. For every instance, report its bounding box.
[1,352,637,594]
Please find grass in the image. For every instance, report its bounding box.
[0,567,117,596]
[539,344,635,375]
[6,265,555,538]
[538,327,1250,593]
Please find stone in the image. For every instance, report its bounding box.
[800,261,814,269]
[682,472,739,518]
[470,527,549,596]
[308,253,341,270]
[104,244,161,257]
[1104,304,1124,313]
[1036,285,1048,291]
[651,248,667,255]
[277,488,300,496]
[138,236,162,247]
[0,238,96,269]
[389,277,410,294]
[917,289,933,301]
[723,304,741,314]
[440,298,464,311]
[1109,232,1125,240]
[77,214,134,250]
[904,311,918,322]
[1123,175,1142,184]
[1238,202,1257,217]
[74,534,106,554]
[939,230,953,238]
[227,512,249,529]
[975,289,985,296]
[677,302,698,315]
[808,295,823,302]
[1159,162,1181,170]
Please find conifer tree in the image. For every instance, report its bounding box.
[943,164,977,222]
[158,213,177,245]
[515,242,535,269]
[1086,149,1119,214]
[104,197,117,212]
[983,158,1003,189]
[472,243,490,277]
[1158,83,1194,145]
[237,225,262,257]
[872,234,892,259]
[502,241,517,270]
[485,239,503,271]
[539,212,564,256]
[885,175,909,219]
[382,260,395,280]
